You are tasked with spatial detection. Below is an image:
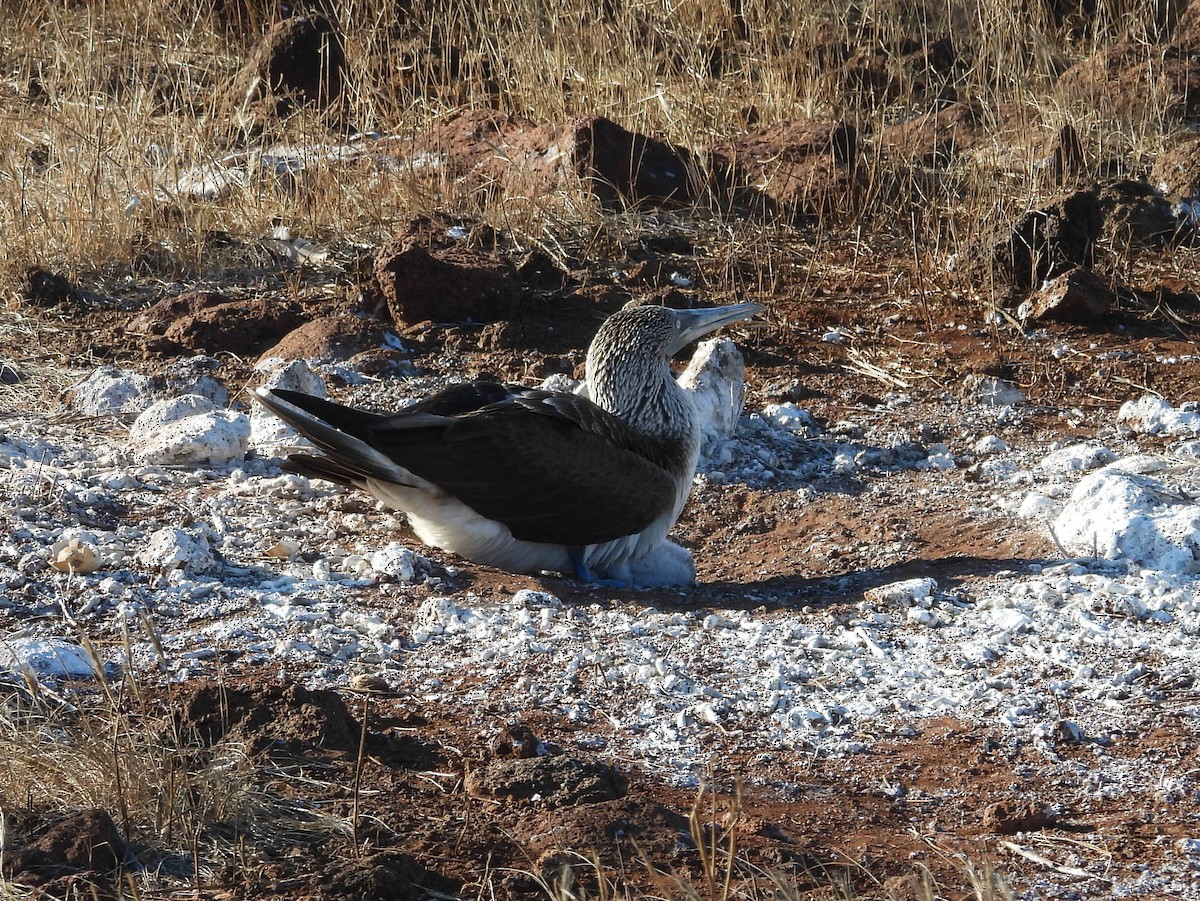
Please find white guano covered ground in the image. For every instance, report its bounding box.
[1,358,1198,898]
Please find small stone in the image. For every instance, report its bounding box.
[138,527,215,574]
[370,543,419,582]
[865,577,938,606]
[968,376,1026,407]
[974,435,1008,454]
[1019,267,1115,323]
[981,800,1058,834]
[264,540,300,559]
[348,673,390,693]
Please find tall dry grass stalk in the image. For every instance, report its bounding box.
[0,0,1193,298]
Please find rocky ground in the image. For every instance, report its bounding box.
[3,5,1200,900]
[4,212,1200,899]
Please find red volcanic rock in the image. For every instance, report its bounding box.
[258,313,391,363]
[1020,267,1115,323]
[221,14,348,131]
[159,297,308,357]
[374,237,520,326]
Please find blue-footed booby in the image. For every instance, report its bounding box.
[254,302,762,586]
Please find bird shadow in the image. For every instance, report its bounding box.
[541,553,1058,614]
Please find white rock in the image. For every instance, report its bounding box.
[0,638,100,679]
[970,377,1026,407]
[761,403,819,435]
[919,445,956,470]
[66,366,155,415]
[974,435,1008,454]
[370,543,419,582]
[1018,492,1060,521]
[130,395,217,444]
[989,607,1034,633]
[513,589,561,608]
[1053,466,1200,573]
[133,407,250,466]
[678,337,747,456]
[1039,442,1117,473]
[866,577,938,606]
[137,527,215,573]
[255,358,327,395]
[1117,395,1200,437]
[157,356,229,406]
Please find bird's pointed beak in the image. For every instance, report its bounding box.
[668,302,764,354]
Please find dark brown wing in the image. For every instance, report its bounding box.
[257,385,682,546]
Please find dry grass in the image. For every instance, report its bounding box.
[0,0,1193,896]
[0,670,352,896]
[0,0,1194,298]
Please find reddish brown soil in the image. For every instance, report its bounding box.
[7,94,1200,901]
[8,228,1199,898]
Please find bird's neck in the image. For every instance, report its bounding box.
[588,356,696,446]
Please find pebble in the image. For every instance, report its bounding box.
[66,366,155,415]
[137,527,215,573]
[370,543,420,582]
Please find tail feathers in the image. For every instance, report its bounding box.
[266,388,386,437]
[254,388,409,485]
[282,453,361,488]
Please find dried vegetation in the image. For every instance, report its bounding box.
[1,0,1199,898]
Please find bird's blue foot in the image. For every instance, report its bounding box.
[568,549,629,588]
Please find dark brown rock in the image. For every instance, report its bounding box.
[981,800,1058,834]
[1019,267,1115,322]
[128,291,232,337]
[314,851,461,901]
[465,753,628,807]
[1040,0,1099,32]
[510,797,689,864]
[1098,179,1178,245]
[1152,137,1200,200]
[399,110,766,215]
[161,298,308,357]
[374,239,519,326]
[831,55,897,109]
[5,808,126,879]
[1058,44,1200,120]
[22,267,76,307]
[221,14,347,131]
[258,313,390,362]
[713,119,859,221]
[993,187,1103,293]
[174,679,361,753]
[398,110,845,221]
[879,100,1024,169]
[574,115,703,207]
[491,722,543,759]
[516,248,568,291]
[1172,1,1200,53]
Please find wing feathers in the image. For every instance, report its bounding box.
[254,383,679,546]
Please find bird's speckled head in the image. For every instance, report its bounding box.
[586,302,762,435]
